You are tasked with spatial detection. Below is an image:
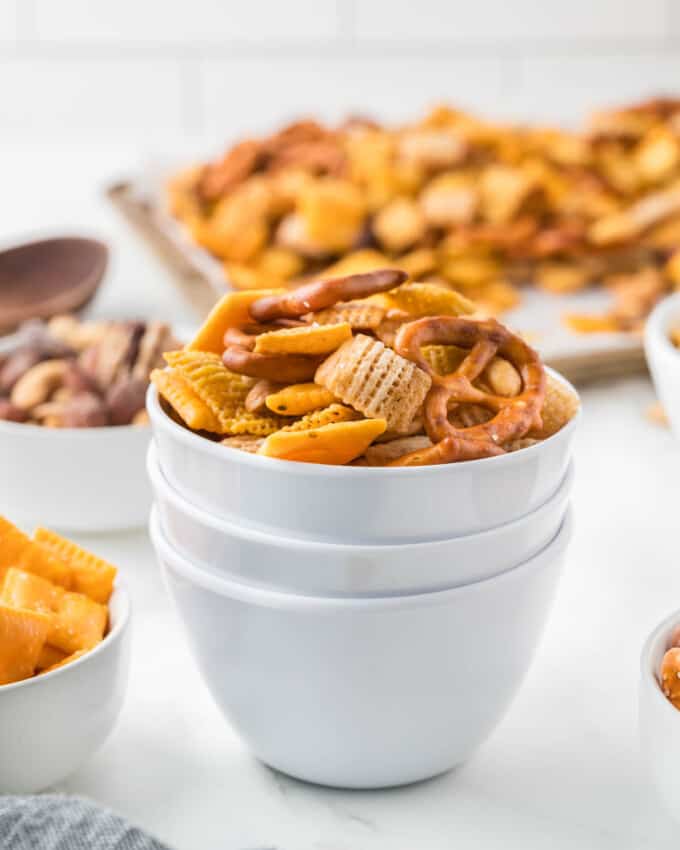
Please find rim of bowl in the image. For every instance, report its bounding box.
[146,366,581,478]
[640,606,680,721]
[0,583,131,693]
[147,439,574,553]
[150,505,573,610]
[645,291,680,358]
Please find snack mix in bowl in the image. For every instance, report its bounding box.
[153,269,580,466]
[169,98,680,333]
[0,516,117,685]
[0,315,178,427]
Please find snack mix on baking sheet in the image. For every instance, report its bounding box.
[0,517,117,685]
[153,269,580,466]
[0,315,178,427]
[168,98,680,335]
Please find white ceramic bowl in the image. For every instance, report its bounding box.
[0,585,131,793]
[152,509,572,789]
[0,419,151,531]
[147,368,579,544]
[149,442,573,596]
[645,292,680,441]
[639,607,680,820]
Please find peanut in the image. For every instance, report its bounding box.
[482,357,522,397]
[10,360,72,410]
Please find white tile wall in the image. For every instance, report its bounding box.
[354,0,670,44]
[0,58,185,135]
[201,56,505,139]
[1,0,679,140]
[0,0,18,42]
[32,0,340,44]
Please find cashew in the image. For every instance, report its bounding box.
[47,315,108,352]
[10,359,72,410]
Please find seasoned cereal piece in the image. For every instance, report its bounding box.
[282,403,359,432]
[221,435,265,453]
[424,345,466,376]
[309,301,386,331]
[529,374,580,439]
[363,435,432,466]
[384,283,475,319]
[260,418,386,464]
[164,351,284,436]
[0,603,50,685]
[253,323,352,356]
[265,383,337,416]
[315,335,431,432]
[151,369,221,432]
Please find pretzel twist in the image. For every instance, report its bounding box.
[222,320,315,381]
[249,269,408,322]
[389,317,546,466]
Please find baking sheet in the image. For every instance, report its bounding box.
[108,170,647,385]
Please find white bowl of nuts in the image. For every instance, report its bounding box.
[0,315,178,531]
[639,608,680,821]
[645,292,680,442]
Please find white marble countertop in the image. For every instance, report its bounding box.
[2,144,680,850]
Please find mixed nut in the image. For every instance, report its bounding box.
[0,316,178,428]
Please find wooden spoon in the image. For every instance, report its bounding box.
[0,237,108,334]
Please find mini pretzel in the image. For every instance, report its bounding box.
[249,269,408,322]
[222,347,324,383]
[390,317,546,466]
[222,320,315,381]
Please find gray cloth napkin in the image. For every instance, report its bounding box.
[0,795,170,849]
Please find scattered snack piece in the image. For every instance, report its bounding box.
[660,647,680,710]
[260,419,387,464]
[0,316,177,427]
[646,401,669,427]
[315,334,431,432]
[265,383,336,416]
[0,517,117,685]
[670,325,680,348]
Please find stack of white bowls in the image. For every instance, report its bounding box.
[147,368,579,790]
